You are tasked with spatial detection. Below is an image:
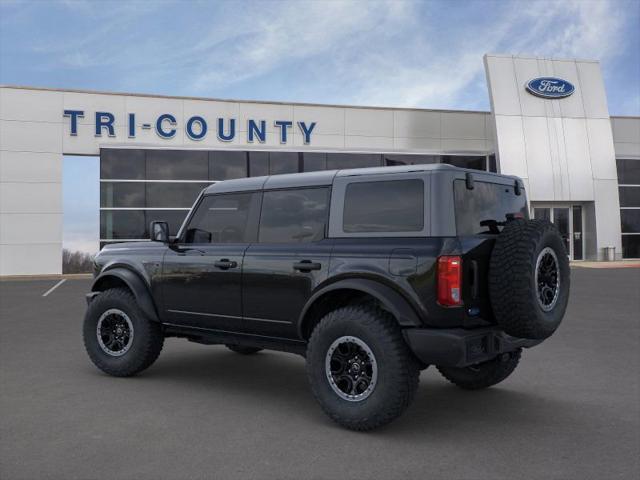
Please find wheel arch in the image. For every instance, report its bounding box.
[91,267,160,323]
[298,279,422,339]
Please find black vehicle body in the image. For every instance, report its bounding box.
[89,165,540,369]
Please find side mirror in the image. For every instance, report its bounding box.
[150,221,169,243]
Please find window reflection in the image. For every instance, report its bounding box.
[146,150,208,180]
[210,151,247,180]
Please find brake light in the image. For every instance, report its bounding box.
[437,256,462,306]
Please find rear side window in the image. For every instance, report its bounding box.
[259,188,330,243]
[184,192,260,243]
[454,180,528,235]
[343,180,424,233]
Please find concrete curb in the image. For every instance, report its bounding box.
[0,273,93,282]
[571,261,640,269]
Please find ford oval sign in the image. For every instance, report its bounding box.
[526,77,575,99]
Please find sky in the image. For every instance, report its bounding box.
[1,0,639,253]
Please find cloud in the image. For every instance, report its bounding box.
[3,0,637,113]
[186,2,414,92]
[332,0,630,109]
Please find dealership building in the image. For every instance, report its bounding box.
[1,53,639,275]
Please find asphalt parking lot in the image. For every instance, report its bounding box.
[1,268,639,480]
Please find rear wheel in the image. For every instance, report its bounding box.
[437,349,521,390]
[306,304,420,431]
[83,288,164,377]
[225,344,262,355]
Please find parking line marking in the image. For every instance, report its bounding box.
[42,279,66,297]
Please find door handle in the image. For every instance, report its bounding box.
[293,260,322,272]
[214,259,238,270]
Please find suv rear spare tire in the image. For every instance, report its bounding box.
[489,219,570,340]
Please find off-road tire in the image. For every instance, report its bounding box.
[83,288,164,377]
[437,349,522,390]
[306,304,420,431]
[489,219,570,340]
[225,344,262,355]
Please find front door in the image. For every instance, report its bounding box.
[160,191,261,330]
[532,205,584,260]
[553,207,571,256]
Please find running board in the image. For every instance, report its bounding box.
[163,323,307,356]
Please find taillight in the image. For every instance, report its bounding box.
[437,256,462,306]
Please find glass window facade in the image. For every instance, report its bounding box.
[302,152,327,172]
[100,148,494,247]
[442,155,486,171]
[617,158,640,185]
[248,151,269,177]
[327,153,382,170]
[269,152,299,175]
[100,182,145,208]
[146,150,208,180]
[101,149,145,179]
[210,151,247,180]
[616,159,640,258]
[146,182,209,208]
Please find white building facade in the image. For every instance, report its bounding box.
[1,54,639,275]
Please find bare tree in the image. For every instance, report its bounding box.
[62,248,95,274]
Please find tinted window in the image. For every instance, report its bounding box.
[454,180,528,235]
[259,188,329,243]
[269,152,299,175]
[100,182,145,208]
[343,180,424,233]
[619,187,640,207]
[100,149,145,179]
[100,210,146,239]
[622,235,640,258]
[209,151,247,180]
[442,155,486,171]
[303,152,327,172]
[621,210,640,233]
[248,151,269,177]
[488,154,497,173]
[146,150,208,180]
[384,154,439,166]
[533,207,551,221]
[617,159,640,184]
[146,210,189,237]
[327,153,382,170]
[146,182,209,208]
[184,193,259,243]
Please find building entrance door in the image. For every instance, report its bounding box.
[532,205,584,260]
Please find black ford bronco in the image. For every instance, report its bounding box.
[84,164,569,430]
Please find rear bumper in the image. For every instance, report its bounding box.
[403,327,542,368]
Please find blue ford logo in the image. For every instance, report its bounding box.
[526,77,575,99]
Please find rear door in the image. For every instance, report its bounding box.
[241,187,332,338]
[161,191,261,331]
[452,178,529,320]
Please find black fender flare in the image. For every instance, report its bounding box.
[297,278,422,337]
[91,268,160,323]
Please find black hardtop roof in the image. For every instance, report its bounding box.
[203,164,518,194]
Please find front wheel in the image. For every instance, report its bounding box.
[83,288,164,377]
[306,304,420,431]
[437,349,522,390]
